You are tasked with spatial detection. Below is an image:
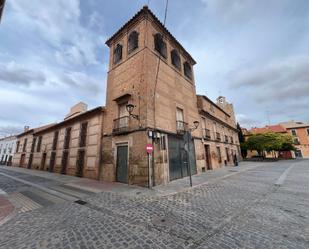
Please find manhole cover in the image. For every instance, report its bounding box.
[75,200,87,205]
[151,216,176,227]
[228,170,238,172]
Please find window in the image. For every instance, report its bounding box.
[176,108,185,132]
[291,129,297,136]
[49,151,56,172]
[171,49,181,69]
[160,134,167,150]
[76,149,85,177]
[79,122,88,147]
[294,137,300,145]
[183,61,192,79]
[128,31,139,53]
[176,107,184,122]
[154,33,167,58]
[307,128,309,136]
[64,127,72,150]
[31,137,36,153]
[226,148,230,162]
[113,43,123,64]
[61,150,69,174]
[37,136,42,152]
[23,138,27,152]
[52,131,59,151]
[16,141,20,153]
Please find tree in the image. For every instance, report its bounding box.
[237,123,247,158]
[245,132,295,159]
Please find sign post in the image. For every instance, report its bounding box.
[146,143,154,188]
[184,131,192,187]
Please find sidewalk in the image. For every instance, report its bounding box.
[1,161,261,198]
[153,161,261,195]
[0,194,15,225]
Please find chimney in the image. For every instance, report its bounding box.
[24,126,30,132]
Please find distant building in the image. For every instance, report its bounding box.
[0,135,17,166]
[280,121,309,158]
[0,0,5,23]
[244,124,293,159]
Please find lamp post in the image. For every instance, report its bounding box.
[185,120,199,187]
[126,103,139,120]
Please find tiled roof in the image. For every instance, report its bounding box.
[250,125,287,134]
[105,5,196,65]
[33,106,104,135]
[280,121,309,129]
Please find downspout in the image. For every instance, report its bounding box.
[98,109,104,181]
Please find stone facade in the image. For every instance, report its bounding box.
[11,6,240,187]
[101,6,240,186]
[280,121,309,158]
[12,106,104,179]
[0,135,17,166]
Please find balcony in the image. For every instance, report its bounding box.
[113,116,130,134]
[176,120,187,134]
[215,132,221,141]
[203,129,211,139]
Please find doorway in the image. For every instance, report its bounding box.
[41,153,47,170]
[204,145,212,170]
[116,145,128,183]
[20,154,26,167]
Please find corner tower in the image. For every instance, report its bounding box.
[102,6,201,186]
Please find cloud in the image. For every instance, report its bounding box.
[0,61,46,86]
[229,55,309,100]
[236,114,261,128]
[0,126,23,137]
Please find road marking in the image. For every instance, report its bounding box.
[0,172,78,202]
[9,192,42,213]
[275,164,295,186]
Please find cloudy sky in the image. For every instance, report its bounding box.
[1,0,309,136]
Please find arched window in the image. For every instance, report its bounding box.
[171,49,181,70]
[154,33,167,58]
[183,61,192,79]
[128,31,139,53]
[113,44,122,64]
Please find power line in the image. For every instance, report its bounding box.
[153,0,169,129]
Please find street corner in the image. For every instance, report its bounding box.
[0,191,15,225]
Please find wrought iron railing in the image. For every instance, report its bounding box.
[176,120,187,134]
[203,129,211,139]
[113,116,130,133]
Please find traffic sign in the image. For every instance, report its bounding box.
[146,143,153,154]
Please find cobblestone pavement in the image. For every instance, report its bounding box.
[0,160,308,248]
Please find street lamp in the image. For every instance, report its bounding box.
[193,121,200,130]
[185,120,200,187]
[126,103,139,120]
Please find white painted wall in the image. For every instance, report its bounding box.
[0,136,17,165]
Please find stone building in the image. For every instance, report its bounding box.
[0,135,17,166]
[13,103,104,179]
[12,6,240,187]
[101,6,240,186]
[280,121,309,158]
[0,0,5,23]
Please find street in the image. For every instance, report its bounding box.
[0,160,308,249]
